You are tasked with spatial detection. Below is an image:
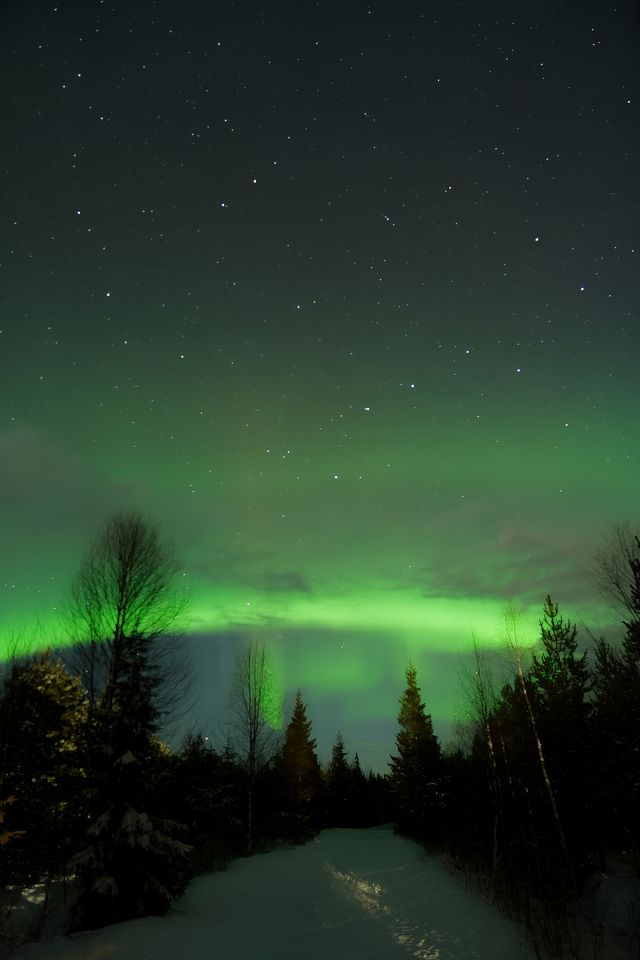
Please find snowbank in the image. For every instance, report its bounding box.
[14,825,536,959]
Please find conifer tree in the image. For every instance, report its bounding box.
[529,596,590,724]
[325,732,353,825]
[389,662,441,833]
[593,539,640,857]
[168,734,244,870]
[352,752,366,783]
[529,597,591,823]
[502,602,577,888]
[350,753,368,825]
[0,652,87,886]
[282,690,321,804]
[68,513,191,931]
[328,731,350,781]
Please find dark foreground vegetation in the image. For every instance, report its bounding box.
[1,513,639,958]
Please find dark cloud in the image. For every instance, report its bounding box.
[0,427,148,628]
[189,545,312,595]
[0,427,138,541]
[259,571,312,594]
[397,512,597,607]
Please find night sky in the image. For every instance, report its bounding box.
[1,0,638,770]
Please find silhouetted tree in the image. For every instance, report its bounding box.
[229,640,281,852]
[282,690,321,805]
[529,597,590,718]
[165,734,245,872]
[457,636,502,880]
[68,510,189,719]
[592,524,640,622]
[389,662,441,836]
[593,536,640,868]
[503,603,574,888]
[327,731,349,780]
[350,753,369,822]
[280,691,322,838]
[325,731,354,825]
[0,652,87,886]
[67,513,191,930]
[528,597,592,866]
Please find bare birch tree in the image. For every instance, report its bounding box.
[65,512,192,928]
[229,639,280,852]
[592,523,640,622]
[68,511,189,722]
[503,602,575,887]
[458,634,502,881]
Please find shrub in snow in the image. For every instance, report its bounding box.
[68,799,192,931]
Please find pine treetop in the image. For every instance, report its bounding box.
[285,689,315,744]
[328,731,350,781]
[390,662,440,775]
[282,690,320,800]
[529,595,590,704]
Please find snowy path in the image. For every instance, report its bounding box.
[17,826,535,959]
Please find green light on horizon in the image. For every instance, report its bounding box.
[186,585,542,649]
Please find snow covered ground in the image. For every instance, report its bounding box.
[13,825,536,959]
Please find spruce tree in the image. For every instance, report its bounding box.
[529,596,590,725]
[593,541,640,855]
[389,662,441,834]
[328,731,350,781]
[325,732,353,826]
[166,734,245,871]
[70,632,191,930]
[352,752,366,783]
[0,652,87,886]
[68,514,191,931]
[527,597,591,821]
[350,753,368,825]
[282,690,321,805]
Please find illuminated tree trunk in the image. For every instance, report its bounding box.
[506,606,575,887]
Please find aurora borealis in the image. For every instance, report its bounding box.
[1,0,638,769]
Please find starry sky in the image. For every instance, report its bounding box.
[1,0,638,770]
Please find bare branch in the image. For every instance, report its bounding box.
[227,639,281,852]
[228,639,280,776]
[592,523,640,621]
[66,511,191,725]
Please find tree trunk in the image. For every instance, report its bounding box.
[515,653,575,888]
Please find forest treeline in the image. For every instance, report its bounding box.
[0,512,639,954]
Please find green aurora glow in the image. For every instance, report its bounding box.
[1,0,638,768]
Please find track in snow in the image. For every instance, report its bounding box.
[17,825,534,959]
